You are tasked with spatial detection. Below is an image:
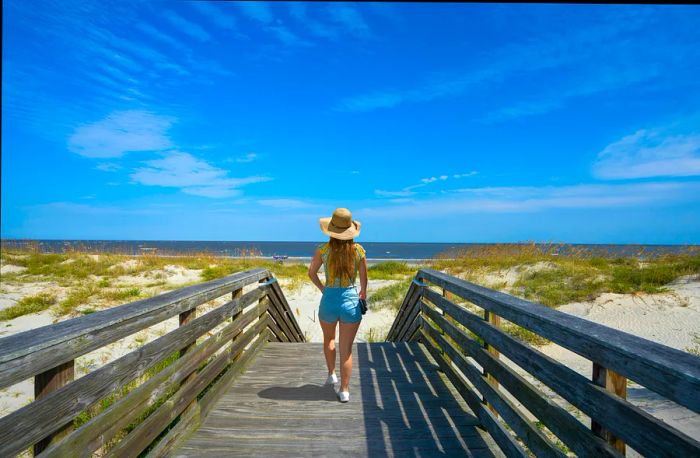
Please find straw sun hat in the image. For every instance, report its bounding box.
[319,208,361,240]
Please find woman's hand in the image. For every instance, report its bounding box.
[359,289,367,300]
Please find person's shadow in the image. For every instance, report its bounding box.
[258,384,338,402]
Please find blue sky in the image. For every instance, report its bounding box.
[2,2,699,243]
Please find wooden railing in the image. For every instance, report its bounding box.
[387,268,700,457]
[0,268,304,457]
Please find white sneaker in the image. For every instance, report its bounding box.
[337,390,350,403]
[325,373,338,386]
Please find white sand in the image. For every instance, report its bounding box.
[1,265,698,449]
[500,276,700,453]
[281,279,401,342]
[1,265,27,275]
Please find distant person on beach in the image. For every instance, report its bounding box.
[308,208,367,403]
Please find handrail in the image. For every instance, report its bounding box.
[388,268,700,458]
[0,269,304,457]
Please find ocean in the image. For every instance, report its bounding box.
[1,240,697,260]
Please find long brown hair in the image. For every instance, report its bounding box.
[328,238,355,284]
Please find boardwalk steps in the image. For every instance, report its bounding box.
[0,267,698,457]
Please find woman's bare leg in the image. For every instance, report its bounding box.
[320,319,338,375]
[338,321,361,391]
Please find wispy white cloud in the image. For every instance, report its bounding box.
[163,10,212,42]
[328,4,371,38]
[131,151,271,198]
[237,2,274,24]
[136,22,185,49]
[95,162,122,172]
[235,152,259,163]
[258,198,315,209]
[365,181,700,219]
[288,3,337,39]
[376,172,478,197]
[266,25,313,47]
[336,11,684,113]
[68,110,174,158]
[593,125,700,179]
[190,2,237,30]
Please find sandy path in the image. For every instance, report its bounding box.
[280,279,401,342]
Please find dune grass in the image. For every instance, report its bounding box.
[434,244,700,307]
[0,293,57,320]
[367,279,412,311]
[368,261,416,279]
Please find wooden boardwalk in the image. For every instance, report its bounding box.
[173,342,503,457]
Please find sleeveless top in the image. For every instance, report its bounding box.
[317,242,366,288]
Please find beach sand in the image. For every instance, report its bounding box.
[1,262,698,453]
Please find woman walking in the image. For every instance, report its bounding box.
[308,208,367,403]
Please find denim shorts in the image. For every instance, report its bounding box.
[319,286,362,324]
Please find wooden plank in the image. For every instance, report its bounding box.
[421,301,620,457]
[418,268,700,414]
[422,315,565,458]
[483,309,500,415]
[39,302,268,458]
[198,329,269,418]
[386,281,418,340]
[105,323,268,457]
[422,287,700,457]
[0,287,267,458]
[420,334,528,458]
[268,279,305,341]
[392,282,423,341]
[146,330,267,458]
[592,363,628,455]
[33,360,75,455]
[263,280,299,341]
[0,268,270,389]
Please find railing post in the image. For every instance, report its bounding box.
[33,360,74,455]
[259,279,270,340]
[592,363,627,455]
[231,287,244,357]
[483,309,501,415]
[179,306,197,357]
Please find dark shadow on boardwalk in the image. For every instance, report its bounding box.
[357,343,497,457]
[258,384,338,402]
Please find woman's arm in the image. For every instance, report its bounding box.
[359,256,368,300]
[308,249,325,293]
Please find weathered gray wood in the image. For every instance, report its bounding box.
[592,362,628,455]
[105,321,269,457]
[147,329,268,458]
[0,268,270,389]
[420,334,528,458]
[386,281,419,340]
[422,286,700,457]
[418,268,700,414]
[174,342,502,457]
[395,287,423,341]
[33,360,75,455]
[420,297,621,457]
[38,302,268,458]
[389,282,423,341]
[0,286,267,458]
[422,314,566,458]
[267,279,305,341]
[262,279,299,340]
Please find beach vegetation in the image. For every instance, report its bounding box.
[0,293,57,321]
[57,283,100,316]
[434,244,700,307]
[367,279,412,310]
[101,287,142,301]
[368,261,416,279]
